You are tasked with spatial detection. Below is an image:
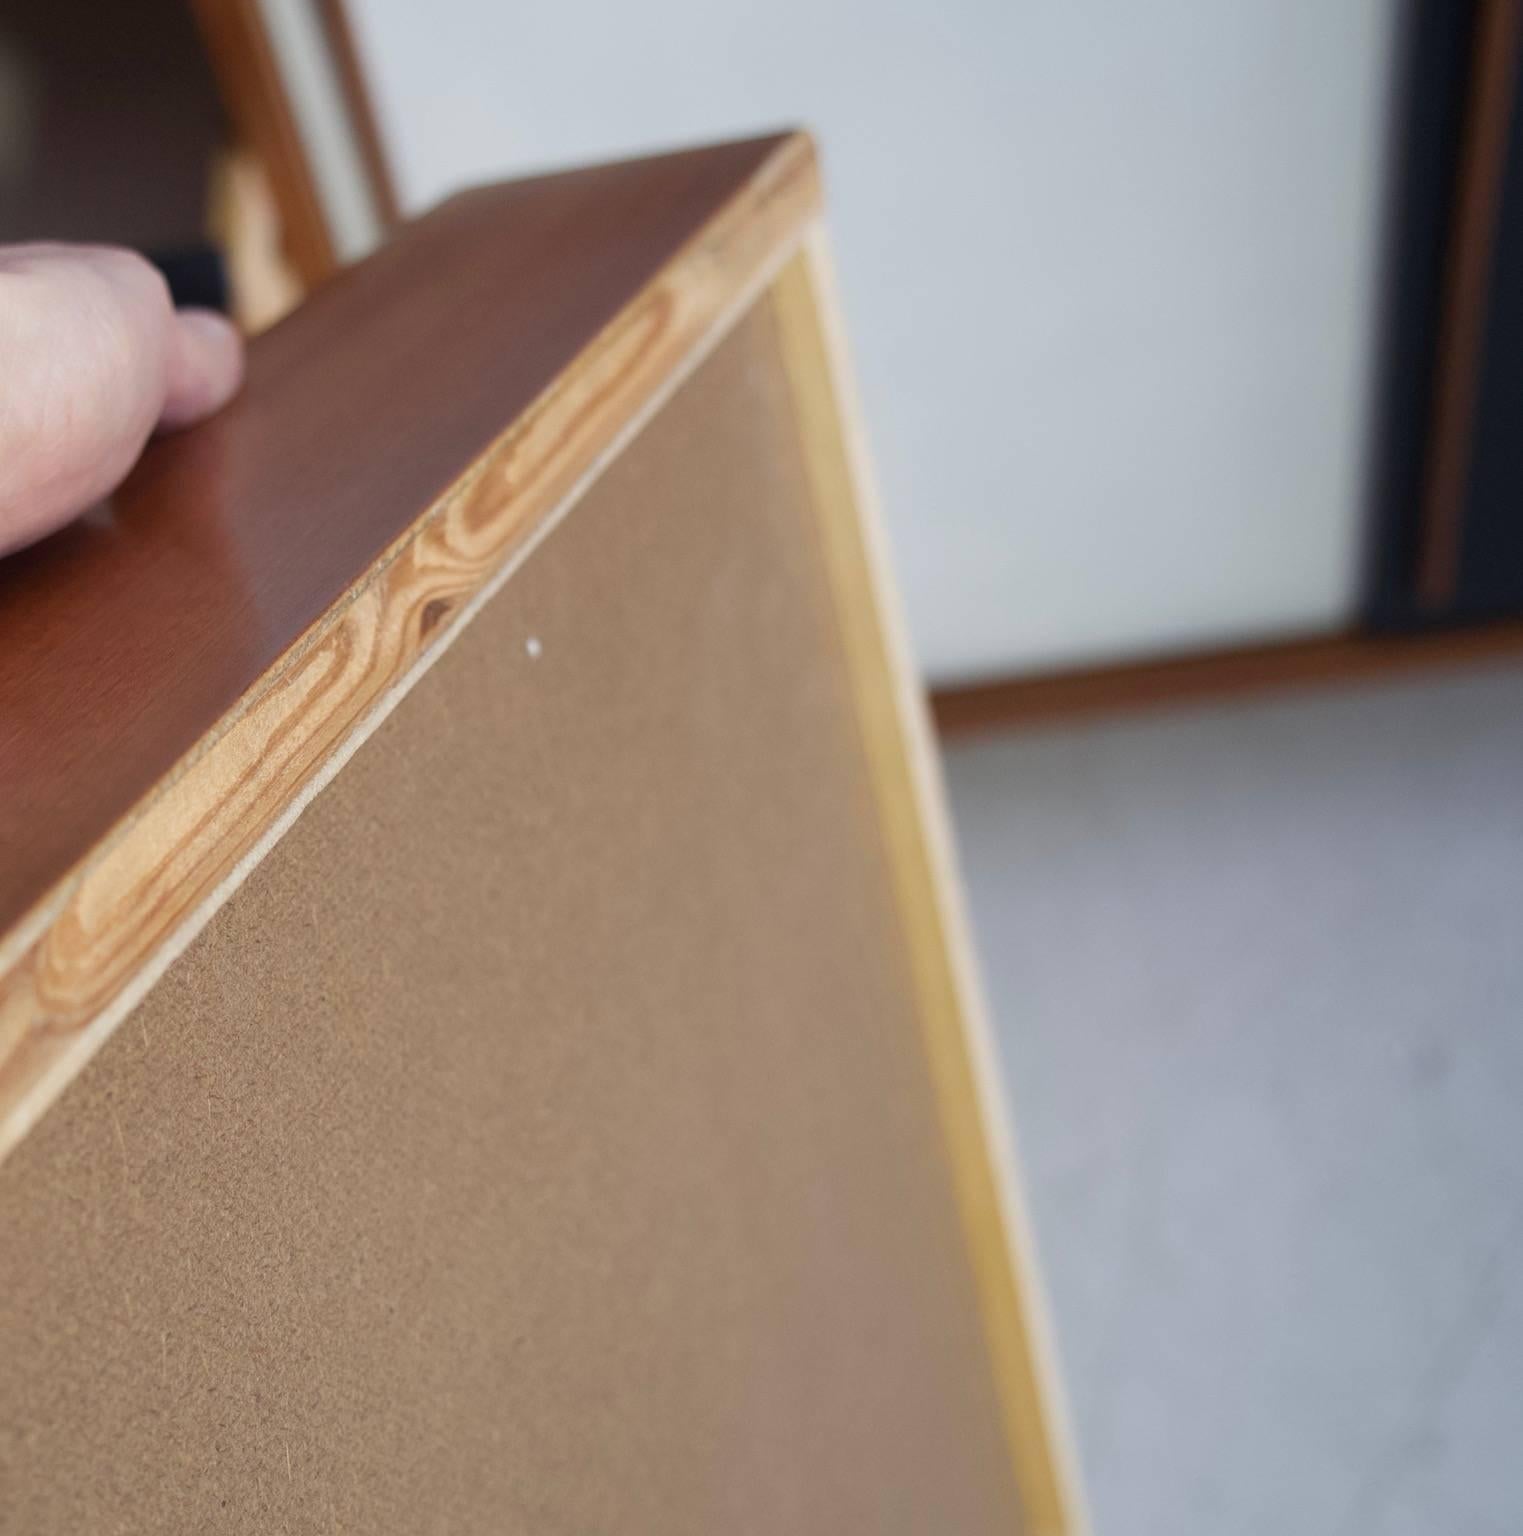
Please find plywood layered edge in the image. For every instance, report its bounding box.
[0,131,820,1166]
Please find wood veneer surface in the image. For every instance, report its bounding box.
[0,132,799,940]
[0,302,1024,1534]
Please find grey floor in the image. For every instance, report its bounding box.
[942,660,1523,1536]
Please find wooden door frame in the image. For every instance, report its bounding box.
[190,0,401,287]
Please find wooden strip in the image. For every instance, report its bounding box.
[0,133,819,1166]
[766,234,1088,1535]
[1416,0,1521,609]
[189,0,338,286]
[208,147,306,333]
[314,0,404,229]
[932,619,1523,736]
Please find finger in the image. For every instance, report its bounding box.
[0,244,174,554]
[158,308,245,432]
[0,244,245,557]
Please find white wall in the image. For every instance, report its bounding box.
[349,0,1398,684]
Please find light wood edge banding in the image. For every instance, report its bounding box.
[766,232,1089,1536]
[0,133,821,1168]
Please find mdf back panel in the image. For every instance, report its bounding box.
[0,299,1024,1532]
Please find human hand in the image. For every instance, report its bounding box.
[0,243,244,556]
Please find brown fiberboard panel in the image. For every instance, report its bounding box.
[0,301,1026,1533]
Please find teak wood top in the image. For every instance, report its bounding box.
[0,130,819,1159]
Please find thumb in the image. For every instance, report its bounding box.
[159,308,245,433]
[0,244,245,556]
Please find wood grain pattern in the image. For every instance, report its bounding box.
[931,619,1523,736]
[0,132,819,1165]
[767,236,1087,1536]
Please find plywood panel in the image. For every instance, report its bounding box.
[0,303,1024,1533]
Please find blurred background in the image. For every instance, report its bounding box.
[3,2,1521,1531]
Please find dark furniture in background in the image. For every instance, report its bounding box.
[1368,0,1523,629]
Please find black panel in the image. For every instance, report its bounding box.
[1453,65,1523,616]
[1363,0,1477,629]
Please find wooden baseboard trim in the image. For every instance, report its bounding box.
[931,621,1523,737]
